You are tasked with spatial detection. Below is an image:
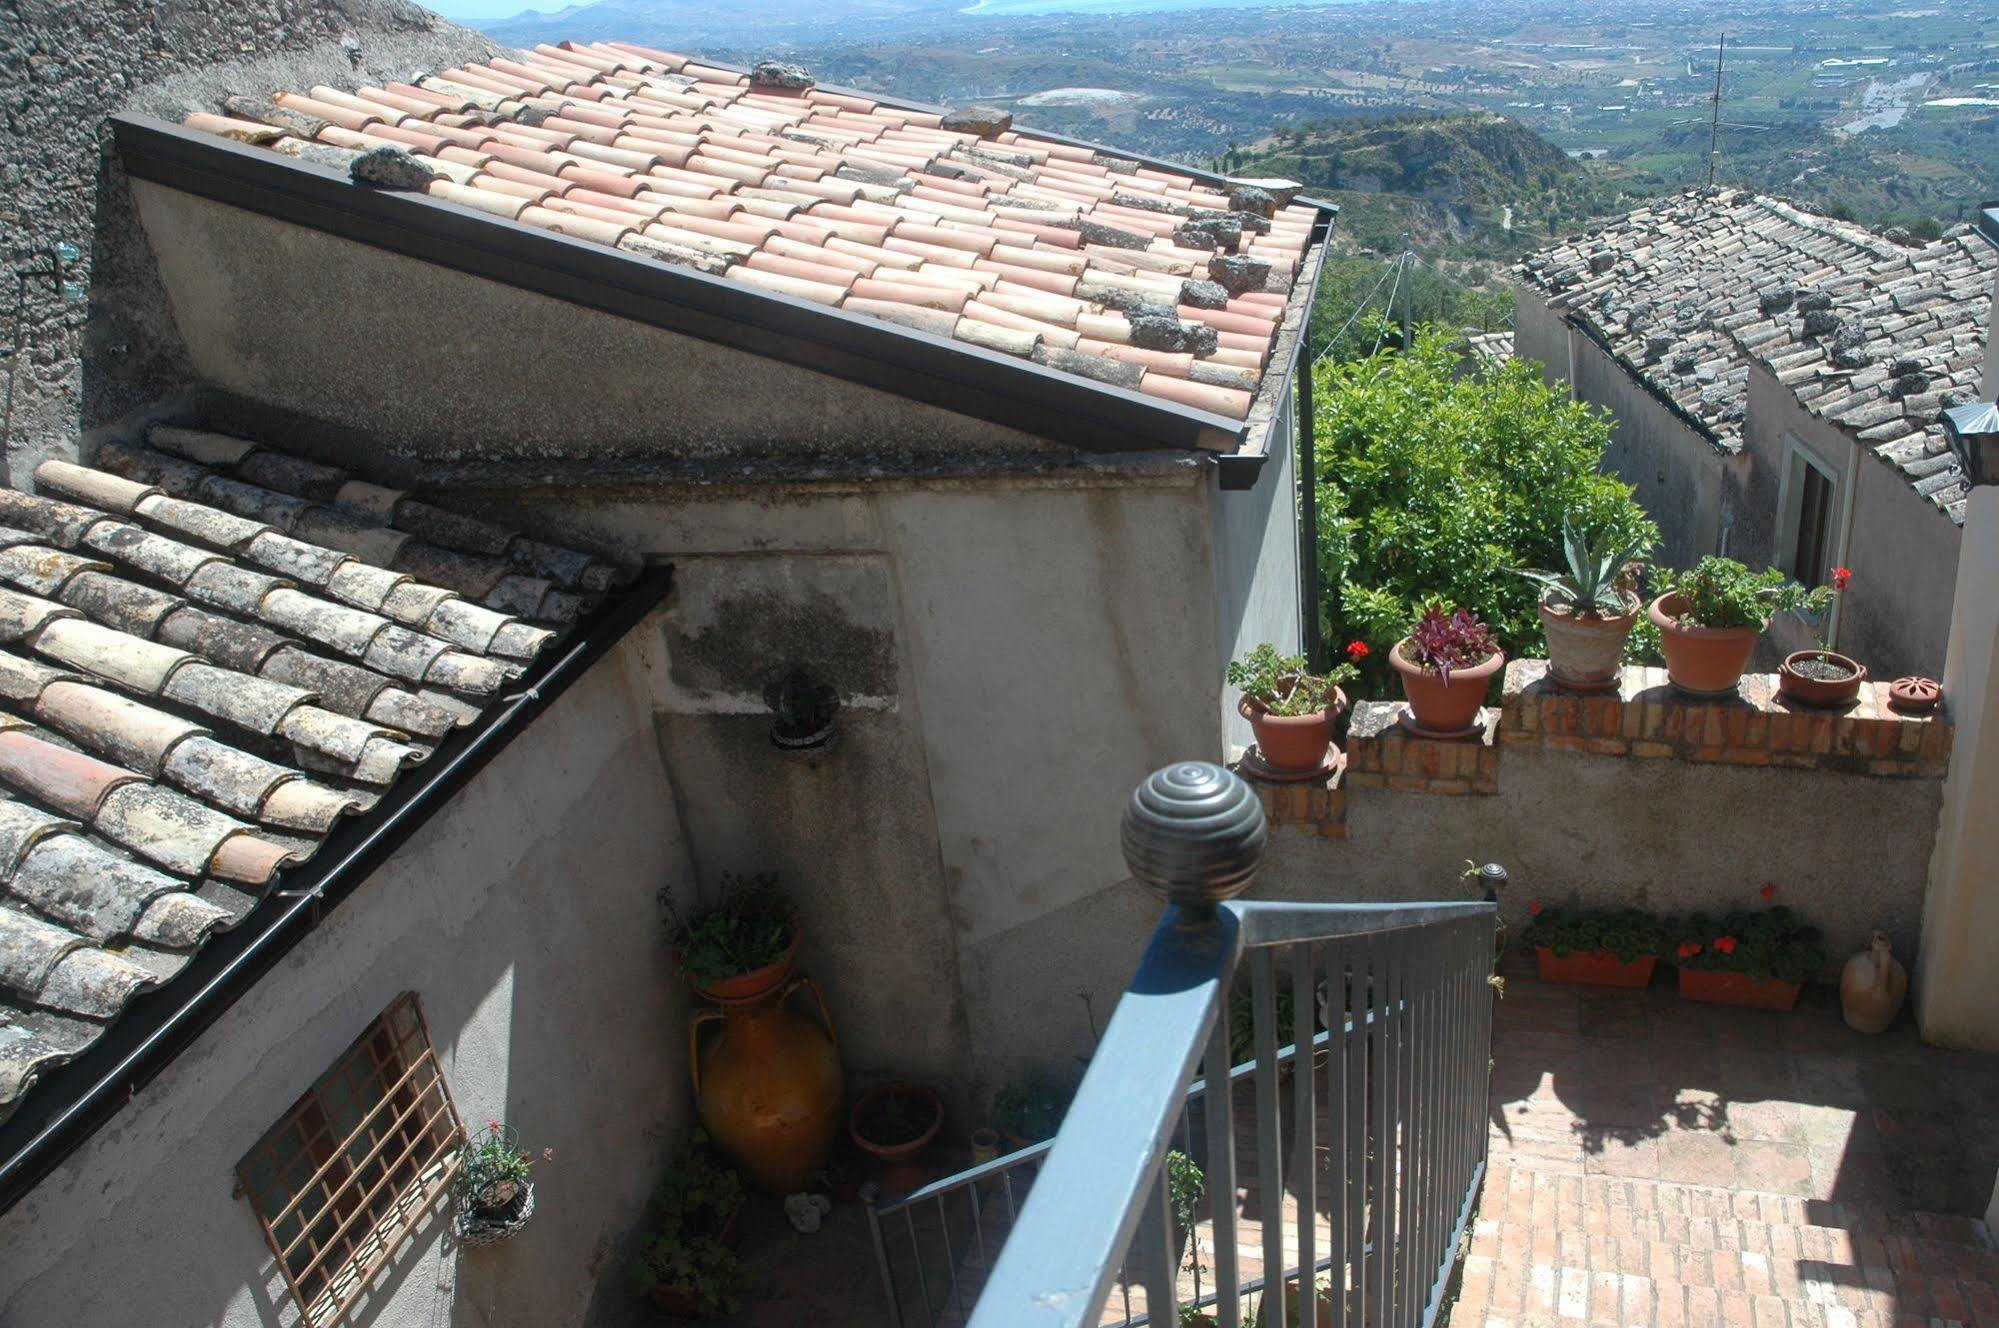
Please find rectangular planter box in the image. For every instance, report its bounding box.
[1676,967,1801,1010]
[1535,947,1657,988]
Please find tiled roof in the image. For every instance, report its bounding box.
[0,424,629,1122]
[1517,188,1995,522]
[178,43,1323,424]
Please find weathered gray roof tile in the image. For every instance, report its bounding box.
[0,431,614,1125]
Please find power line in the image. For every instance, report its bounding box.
[1706,32,1728,191]
[1314,254,1401,365]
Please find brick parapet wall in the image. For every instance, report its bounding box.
[1237,658,1952,831]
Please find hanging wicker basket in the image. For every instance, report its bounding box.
[455,1181,535,1247]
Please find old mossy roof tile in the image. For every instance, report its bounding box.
[0,425,628,1123]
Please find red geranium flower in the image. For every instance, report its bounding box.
[1714,936,1739,955]
[1676,943,1702,959]
[1528,899,1543,915]
[1830,567,1853,591]
[1346,640,1371,660]
[1760,884,1777,901]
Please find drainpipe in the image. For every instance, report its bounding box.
[1828,433,1863,649]
[1296,323,1322,671]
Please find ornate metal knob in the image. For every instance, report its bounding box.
[1121,762,1266,921]
[1477,863,1508,901]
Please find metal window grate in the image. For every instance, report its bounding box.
[236,993,464,1328]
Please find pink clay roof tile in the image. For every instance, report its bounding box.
[177,43,1324,425]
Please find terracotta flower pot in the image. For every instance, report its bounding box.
[850,1083,943,1199]
[1391,639,1504,736]
[1649,593,1759,697]
[1676,967,1801,1011]
[1538,595,1638,691]
[693,931,800,1005]
[1778,651,1867,709]
[1238,688,1346,775]
[1535,947,1657,989]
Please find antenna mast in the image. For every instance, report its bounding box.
[1705,33,1727,191]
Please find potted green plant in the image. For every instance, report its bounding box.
[1391,607,1504,736]
[1673,897,1826,1010]
[1227,642,1358,777]
[1521,902,1670,988]
[993,1076,1070,1152]
[1779,566,1866,708]
[663,871,799,1004]
[1511,519,1648,691]
[1649,558,1831,696]
[633,1130,746,1319]
[849,1082,943,1197]
[455,1120,552,1246]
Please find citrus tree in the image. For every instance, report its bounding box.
[1315,327,1657,693]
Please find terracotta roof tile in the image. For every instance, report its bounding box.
[177,44,1323,427]
[0,426,631,1122]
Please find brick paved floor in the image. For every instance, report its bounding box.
[1448,956,1999,1328]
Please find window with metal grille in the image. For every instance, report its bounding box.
[237,993,464,1328]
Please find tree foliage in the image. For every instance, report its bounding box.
[1314,328,1657,693]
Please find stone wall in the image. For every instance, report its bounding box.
[0,0,496,486]
[1245,660,1948,971]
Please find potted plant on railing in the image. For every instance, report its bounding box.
[1673,895,1826,1011]
[1227,642,1359,778]
[455,1120,552,1246]
[849,1082,944,1198]
[663,871,800,1004]
[633,1129,747,1320]
[1649,557,1831,697]
[993,1076,1070,1153]
[1511,519,1649,691]
[1391,606,1505,737]
[1521,902,1671,988]
[1778,566,1866,708]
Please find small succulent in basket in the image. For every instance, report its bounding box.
[459,1120,552,1218]
[1674,905,1827,985]
[1522,907,1672,964]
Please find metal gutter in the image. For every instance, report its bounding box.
[113,114,1255,459]
[0,562,676,1217]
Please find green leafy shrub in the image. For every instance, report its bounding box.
[1654,557,1831,631]
[661,872,796,986]
[1314,328,1657,694]
[1522,906,1672,963]
[632,1129,746,1316]
[1226,642,1358,716]
[1674,906,1827,985]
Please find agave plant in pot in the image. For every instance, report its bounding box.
[1650,558,1830,697]
[1227,642,1359,778]
[1512,519,1648,691]
[1778,566,1866,709]
[1391,607,1504,737]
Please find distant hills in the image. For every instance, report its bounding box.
[484,0,962,49]
[1222,112,1651,260]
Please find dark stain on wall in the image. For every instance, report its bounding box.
[668,585,899,702]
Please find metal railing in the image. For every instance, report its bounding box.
[947,763,1496,1328]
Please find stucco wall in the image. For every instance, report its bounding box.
[132,184,1064,469]
[1257,744,1940,975]
[1741,366,1959,679]
[1213,393,1303,752]
[1514,290,1743,571]
[1,0,498,486]
[423,465,1231,1100]
[0,637,696,1328]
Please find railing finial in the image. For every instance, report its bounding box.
[1120,761,1266,925]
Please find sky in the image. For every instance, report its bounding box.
[430,0,564,24]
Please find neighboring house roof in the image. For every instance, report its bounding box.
[0,424,631,1127]
[174,42,1323,425]
[1517,188,1996,523]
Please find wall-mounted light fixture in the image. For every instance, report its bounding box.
[764,668,838,752]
